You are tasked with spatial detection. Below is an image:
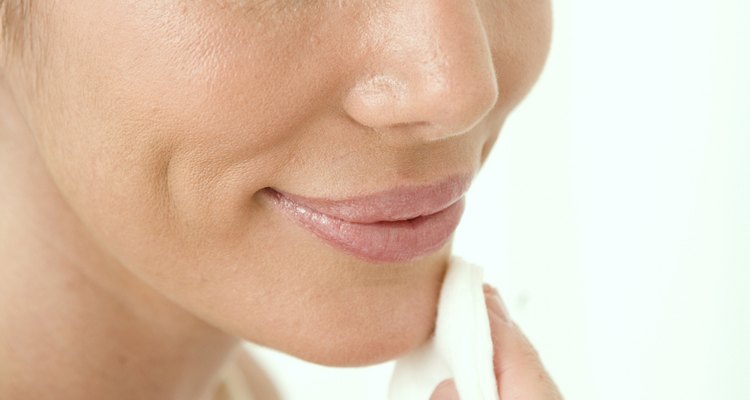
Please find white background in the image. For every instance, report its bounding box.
[247,1,750,399]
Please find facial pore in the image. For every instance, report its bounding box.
[1,0,551,366]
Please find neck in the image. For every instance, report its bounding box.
[0,81,241,400]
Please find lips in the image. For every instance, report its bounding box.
[262,174,472,263]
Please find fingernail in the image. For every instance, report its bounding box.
[482,283,511,322]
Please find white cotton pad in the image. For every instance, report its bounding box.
[388,256,499,400]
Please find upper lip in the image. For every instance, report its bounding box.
[268,173,474,224]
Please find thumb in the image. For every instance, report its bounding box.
[483,284,564,400]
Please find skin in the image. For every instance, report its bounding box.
[0,1,553,399]
[430,286,563,400]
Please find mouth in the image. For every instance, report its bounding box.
[261,174,472,263]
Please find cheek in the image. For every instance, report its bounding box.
[24,1,306,324]
[23,1,446,366]
[467,0,551,165]
[482,0,552,112]
[31,2,311,255]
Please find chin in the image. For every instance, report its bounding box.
[283,312,438,367]
[245,255,446,367]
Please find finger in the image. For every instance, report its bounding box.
[483,284,564,400]
[430,379,460,400]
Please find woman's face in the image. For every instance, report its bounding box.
[3,0,551,365]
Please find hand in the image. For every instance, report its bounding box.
[430,284,563,400]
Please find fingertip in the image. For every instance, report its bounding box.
[482,283,510,323]
[490,317,564,400]
[430,379,460,400]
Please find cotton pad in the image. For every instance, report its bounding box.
[388,256,498,400]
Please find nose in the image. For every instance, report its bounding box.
[343,1,499,143]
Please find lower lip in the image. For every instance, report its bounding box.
[263,189,466,263]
